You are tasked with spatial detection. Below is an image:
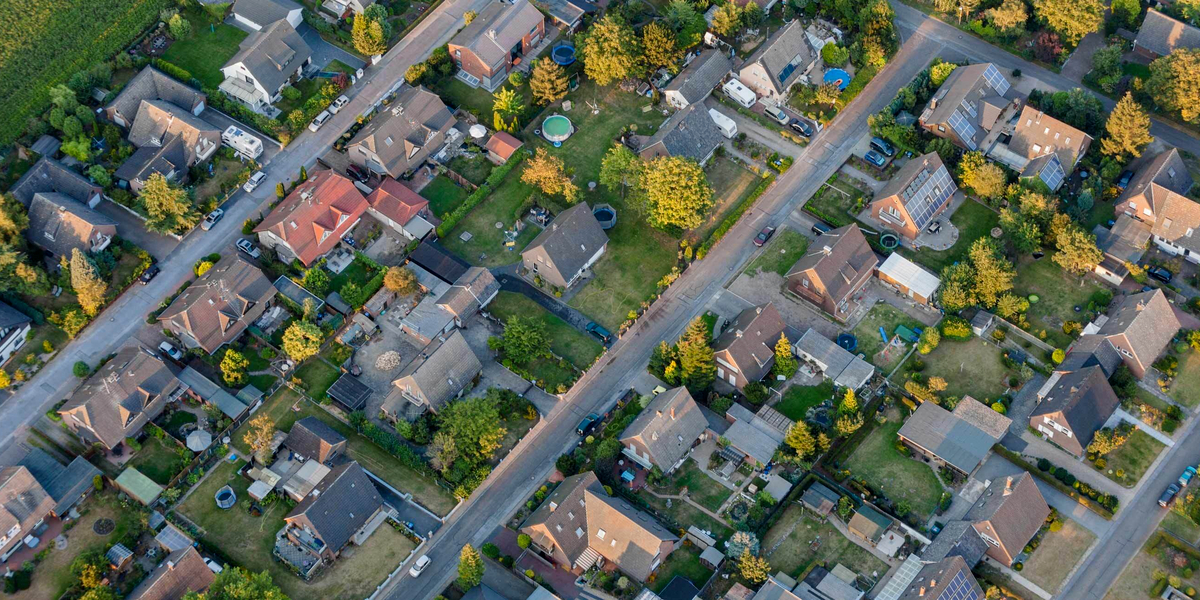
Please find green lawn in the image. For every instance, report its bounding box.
[486,291,603,368]
[1163,511,1200,545]
[1022,517,1095,594]
[917,338,1014,402]
[161,14,247,89]
[649,544,713,593]
[447,154,494,186]
[231,388,457,515]
[844,408,944,520]
[804,176,865,228]
[902,200,1000,273]
[1169,351,1200,408]
[761,503,891,580]
[652,458,734,513]
[294,358,341,399]
[328,257,380,295]
[161,409,198,439]
[433,77,540,125]
[745,228,810,278]
[326,59,357,75]
[275,77,324,116]
[1100,429,1165,487]
[439,169,539,267]
[128,437,184,486]
[776,380,835,421]
[1012,254,1108,349]
[641,489,733,543]
[419,175,470,218]
[689,157,760,243]
[850,303,924,373]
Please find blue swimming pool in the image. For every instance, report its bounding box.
[825,68,851,91]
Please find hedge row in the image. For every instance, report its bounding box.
[697,172,776,259]
[348,410,437,476]
[992,444,1116,519]
[435,151,527,238]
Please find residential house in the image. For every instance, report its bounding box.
[1029,366,1121,457]
[321,0,376,19]
[795,567,867,600]
[1094,213,1153,285]
[875,253,941,305]
[484,131,524,164]
[284,417,347,465]
[113,136,192,195]
[447,0,546,90]
[437,266,500,325]
[919,63,1018,151]
[177,367,250,421]
[104,66,207,128]
[637,104,725,165]
[383,330,482,420]
[963,473,1049,566]
[988,106,1092,191]
[254,169,368,266]
[346,85,457,178]
[17,448,101,518]
[722,403,792,467]
[9,157,103,208]
[399,265,498,343]
[232,0,304,30]
[408,240,471,287]
[366,177,437,241]
[896,398,1011,477]
[869,152,957,241]
[664,50,735,109]
[58,345,189,450]
[0,302,30,367]
[539,0,596,30]
[127,547,216,600]
[27,192,117,258]
[282,461,385,561]
[848,503,893,545]
[1135,10,1200,59]
[713,303,787,390]
[895,556,985,600]
[736,20,818,103]
[1068,289,1181,379]
[521,203,609,289]
[219,20,313,111]
[785,224,878,321]
[1115,149,1200,263]
[116,99,221,193]
[520,471,679,581]
[0,466,55,561]
[158,254,276,354]
[618,387,709,471]
[792,328,875,390]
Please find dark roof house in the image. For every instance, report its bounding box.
[736,20,818,101]
[618,387,709,471]
[284,417,348,465]
[219,20,312,109]
[1084,289,1181,378]
[158,254,276,354]
[897,399,1010,475]
[1135,10,1200,59]
[664,50,735,109]
[384,331,482,418]
[1030,366,1121,456]
[283,461,385,559]
[9,157,103,208]
[919,63,1016,151]
[409,240,471,286]
[104,66,207,128]
[895,556,984,600]
[27,192,118,259]
[990,106,1092,191]
[17,448,101,517]
[521,203,609,289]
[638,103,724,165]
[348,85,457,178]
[713,303,787,391]
[437,266,500,323]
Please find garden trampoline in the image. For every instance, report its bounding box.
[215,485,236,509]
[593,204,617,229]
[551,43,576,66]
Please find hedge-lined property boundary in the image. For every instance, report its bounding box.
[697,172,776,259]
[435,151,527,238]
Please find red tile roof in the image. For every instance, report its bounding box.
[484,132,523,161]
[255,170,368,266]
[367,178,428,227]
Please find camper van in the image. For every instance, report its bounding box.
[708,108,737,138]
[722,80,757,109]
[221,126,263,160]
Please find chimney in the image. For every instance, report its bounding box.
[822,245,832,255]
[1136,301,1146,311]
[488,28,498,40]
[670,406,676,420]
[656,410,663,419]
[167,561,175,570]
[549,501,558,511]
[930,579,938,588]
[919,587,926,597]
[1004,476,1014,495]
[735,330,743,338]
[756,306,762,315]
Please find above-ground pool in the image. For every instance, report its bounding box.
[837,333,858,353]
[215,485,236,509]
[825,68,851,91]
[593,204,617,229]
[552,44,576,66]
[542,115,574,146]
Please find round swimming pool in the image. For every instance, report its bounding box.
[551,44,576,66]
[542,115,574,146]
[825,68,851,91]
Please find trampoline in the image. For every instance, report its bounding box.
[215,485,236,509]
[824,68,851,91]
[837,333,858,353]
[541,115,575,146]
[593,204,617,229]
[879,232,900,250]
[551,43,576,66]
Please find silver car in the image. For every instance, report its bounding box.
[243,171,266,193]
[309,110,331,132]
[329,95,349,114]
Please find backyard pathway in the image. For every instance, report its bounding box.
[642,487,731,526]
[1013,432,1127,500]
[981,556,1052,600]
[838,164,887,194]
[1105,408,1175,447]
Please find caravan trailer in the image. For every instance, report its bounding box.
[221,126,263,160]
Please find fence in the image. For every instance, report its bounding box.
[992,314,1058,356]
[441,167,479,192]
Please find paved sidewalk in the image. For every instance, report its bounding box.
[1107,407,1175,447]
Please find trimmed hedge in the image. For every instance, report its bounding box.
[435,151,527,238]
[941,316,972,340]
[697,172,776,259]
[993,444,1116,518]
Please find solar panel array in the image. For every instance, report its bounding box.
[943,571,982,600]
[903,165,955,230]
[983,64,1010,96]
[960,99,977,117]
[949,110,977,149]
[1039,154,1065,190]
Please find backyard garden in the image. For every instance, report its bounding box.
[842,408,944,521]
[1096,428,1165,488]
[486,291,603,389]
[776,380,835,422]
[901,200,1001,274]
[849,302,926,374]
[760,503,891,581]
[745,227,810,278]
[159,6,247,89]
[1011,254,1109,349]
[913,337,1017,402]
[1020,517,1096,595]
[804,174,866,229]
[419,175,471,218]
[648,544,714,594]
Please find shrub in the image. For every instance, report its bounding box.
[73,361,90,378]
[481,542,500,559]
[941,316,972,339]
[517,533,531,548]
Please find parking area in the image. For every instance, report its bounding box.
[97,200,180,260]
[200,105,284,162]
[456,316,560,414]
[297,23,367,71]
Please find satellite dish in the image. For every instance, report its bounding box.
[469,124,487,139]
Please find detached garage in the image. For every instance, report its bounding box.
[875,253,940,305]
[233,0,304,31]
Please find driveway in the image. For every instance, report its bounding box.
[493,272,600,341]
[456,314,561,415]
[298,23,367,71]
[1061,31,1107,83]
[974,453,1112,537]
[366,469,443,539]
[704,97,805,158]
[96,200,179,260]
[724,271,844,339]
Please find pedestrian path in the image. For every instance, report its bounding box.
[981,556,1052,600]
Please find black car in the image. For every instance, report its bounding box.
[812,221,832,236]
[789,119,814,138]
[1161,483,1182,508]
[1147,265,1174,283]
[753,226,776,247]
[586,322,613,344]
[139,264,160,284]
[1116,170,1134,191]
[346,164,370,183]
[864,150,888,168]
[576,413,601,436]
[870,137,896,157]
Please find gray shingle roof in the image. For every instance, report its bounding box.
[176,367,248,420]
[1030,366,1121,456]
[285,416,347,463]
[897,556,983,600]
[618,387,709,468]
[0,301,31,331]
[386,330,482,412]
[234,0,302,26]
[328,373,372,411]
[347,85,456,177]
[224,20,312,96]
[114,136,188,185]
[17,449,100,516]
[522,203,609,285]
[126,99,220,166]
[897,401,1002,474]
[1096,289,1181,370]
[449,0,545,70]
[106,66,207,128]
[714,303,787,385]
[1136,10,1200,57]
[639,103,724,163]
[920,63,1014,149]
[1117,148,1193,214]
[286,461,383,552]
[436,266,499,319]
[742,20,816,94]
[1007,106,1092,172]
[793,328,875,389]
[664,50,734,105]
[27,192,117,258]
[9,157,102,207]
[920,520,987,566]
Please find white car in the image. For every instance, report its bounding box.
[243,171,266,193]
[158,341,183,362]
[204,558,224,574]
[329,95,349,114]
[309,110,331,132]
[201,208,224,231]
[409,555,430,578]
[236,238,261,259]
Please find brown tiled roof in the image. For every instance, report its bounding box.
[714,303,787,384]
[0,467,53,556]
[367,177,429,227]
[920,63,1014,149]
[484,132,523,161]
[158,254,275,353]
[951,397,1012,439]
[255,170,368,266]
[1118,149,1193,216]
[1150,192,1200,254]
[1007,106,1092,170]
[1097,289,1181,369]
[897,556,983,600]
[58,345,185,449]
[347,85,456,177]
[965,472,1049,563]
[128,547,215,600]
[786,224,879,306]
[618,387,709,468]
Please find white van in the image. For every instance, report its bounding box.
[722,79,757,109]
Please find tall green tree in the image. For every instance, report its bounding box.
[642,22,683,73]
[1109,0,1141,31]
[221,349,249,386]
[70,248,107,316]
[1147,49,1200,123]
[677,316,715,391]
[182,566,288,599]
[1053,224,1103,275]
[492,87,524,126]
[599,145,644,198]
[967,238,1016,308]
[988,0,1029,33]
[351,8,391,56]
[141,173,199,234]
[712,2,743,36]
[1031,0,1103,44]
[773,333,797,378]
[500,316,550,364]
[785,420,815,457]
[458,545,485,589]
[640,156,713,230]
[1101,92,1154,159]
[579,14,642,85]
[529,58,568,105]
[439,394,507,463]
[281,320,323,362]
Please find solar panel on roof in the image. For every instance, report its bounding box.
[1039,155,1065,190]
[983,64,1010,96]
[944,571,982,600]
[960,99,977,117]
[948,110,977,149]
[903,165,956,230]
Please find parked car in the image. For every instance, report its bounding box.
[764,104,790,125]
[204,558,223,574]
[139,263,160,284]
[1161,482,1182,507]
[309,110,331,132]
[1116,170,1134,191]
[586,322,613,344]
[1181,466,1197,487]
[789,118,814,138]
[346,163,370,183]
[408,555,431,578]
[236,238,261,259]
[243,170,266,193]
[158,341,183,362]
[870,137,896,157]
[753,226,776,247]
[1147,265,1173,283]
[812,221,832,236]
[329,95,350,114]
[864,150,888,168]
[201,208,224,231]
[576,413,601,436]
